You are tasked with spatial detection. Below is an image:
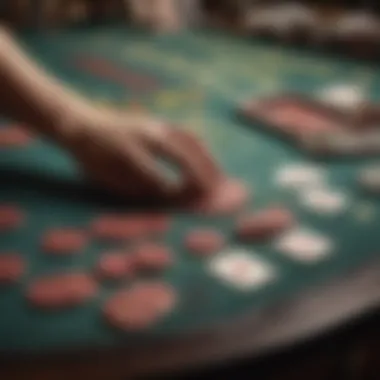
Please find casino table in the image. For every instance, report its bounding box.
[1,26,380,379]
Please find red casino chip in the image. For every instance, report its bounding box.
[132,282,177,315]
[96,251,136,280]
[0,125,32,147]
[145,214,171,234]
[42,228,88,255]
[185,229,225,256]
[91,214,145,241]
[0,204,24,231]
[133,243,173,272]
[236,206,294,241]
[26,273,97,309]
[189,178,250,216]
[0,253,25,284]
[103,281,176,331]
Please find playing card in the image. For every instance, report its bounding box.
[300,188,349,215]
[208,249,275,291]
[317,84,365,111]
[275,164,325,190]
[275,228,333,263]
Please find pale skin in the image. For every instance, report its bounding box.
[0,2,221,202]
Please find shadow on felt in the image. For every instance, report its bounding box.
[0,164,176,213]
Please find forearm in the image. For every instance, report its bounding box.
[0,26,89,144]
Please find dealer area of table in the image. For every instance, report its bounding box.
[0,27,380,379]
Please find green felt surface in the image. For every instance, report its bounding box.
[0,27,380,353]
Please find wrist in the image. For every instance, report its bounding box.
[43,98,92,149]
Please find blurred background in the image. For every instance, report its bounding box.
[1,1,380,380]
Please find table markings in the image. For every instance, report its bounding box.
[353,202,376,223]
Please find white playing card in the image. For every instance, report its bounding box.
[317,84,365,110]
[300,188,349,215]
[275,164,325,190]
[208,249,275,291]
[275,228,333,263]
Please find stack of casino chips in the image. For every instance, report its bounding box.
[244,3,319,44]
[243,2,380,61]
[329,11,380,60]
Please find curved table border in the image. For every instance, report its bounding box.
[1,257,380,378]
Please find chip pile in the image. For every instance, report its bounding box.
[0,170,299,332]
[0,125,299,330]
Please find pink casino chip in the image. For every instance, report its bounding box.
[0,204,24,231]
[42,228,88,255]
[0,125,32,147]
[103,281,176,331]
[185,229,225,256]
[268,103,340,136]
[91,214,145,241]
[27,273,97,309]
[144,214,171,235]
[189,178,249,215]
[0,253,25,284]
[236,206,294,241]
[96,251,136,281]
[133,243,173,272]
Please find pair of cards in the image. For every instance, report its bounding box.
[275,163,350,216]
[209,227,332,291]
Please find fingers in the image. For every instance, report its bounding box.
[148,128,221,195]
[172,129,222,182]
[119,142,176,198]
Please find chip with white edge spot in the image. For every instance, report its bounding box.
[300,187,349,215]
[317,84,365,110]
[275,228,333,263]
[208,249,276,291]
[275,164,326,189]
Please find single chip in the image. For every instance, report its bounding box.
[236,207,294,241]
[0,253,25,284]
[185,229,225,256]
[208,249,276,291]
[91,214,145,240]
[145,214,171,234]
[42,228,87,255]
[275,227,332,263]
[103,281,176,331]
[0,204,24,231]
[0,125,32,147]
[27,273,97,309]
[275,164,325,189]
[189,178,249,215]
[300,188,349,215]
[138,282,177,315]
[133,243,173,272]
[96,251,136,280]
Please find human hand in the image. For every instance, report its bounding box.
[61,105,221,201]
